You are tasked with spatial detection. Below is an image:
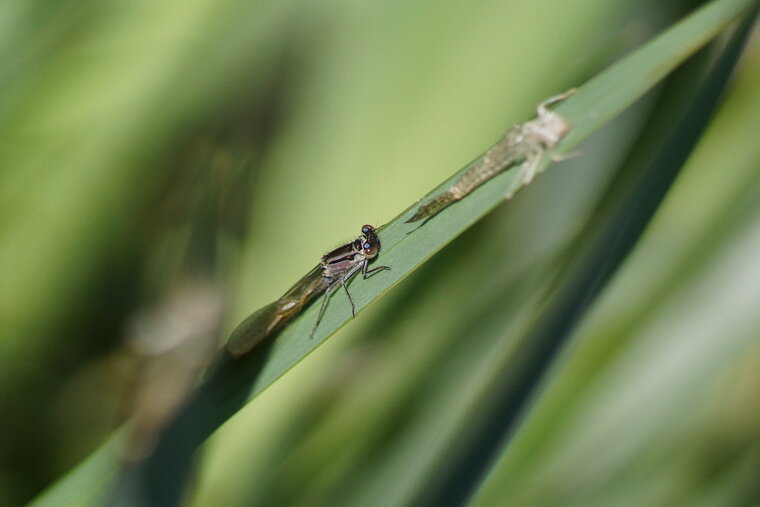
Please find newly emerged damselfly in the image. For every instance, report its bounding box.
[227,225,390,358]
[407,88,577,223]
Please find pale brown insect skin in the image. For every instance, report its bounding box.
[226,225,390,358]
[406,88,576,223]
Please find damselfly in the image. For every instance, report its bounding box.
[227,225,390,358]
[407,88,576,223]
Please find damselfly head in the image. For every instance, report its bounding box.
[360,224,381,258]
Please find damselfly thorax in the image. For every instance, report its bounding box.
[227,225,390,358]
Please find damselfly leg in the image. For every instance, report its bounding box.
[311,256,390,338]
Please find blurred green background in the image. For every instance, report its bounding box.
[2,0,759,505]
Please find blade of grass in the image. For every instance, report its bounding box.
[30,0,758,505]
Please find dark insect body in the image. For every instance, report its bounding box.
[227,225,390,358]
